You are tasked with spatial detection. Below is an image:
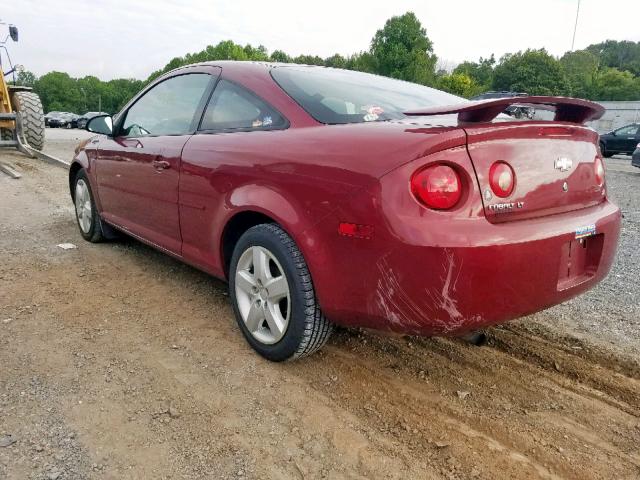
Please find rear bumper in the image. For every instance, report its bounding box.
[312,200,621,336]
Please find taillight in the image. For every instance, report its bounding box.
[489,161,515,198]
[410,164,462,210]
[594,156,605,186]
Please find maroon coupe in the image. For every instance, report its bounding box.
[70,61,621,361]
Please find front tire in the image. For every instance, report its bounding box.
[73,169,105,243]
[229,224,333,361]
[600,142,614,158]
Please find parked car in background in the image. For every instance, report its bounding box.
[632,144,640,168]
[47,112,73,128]
[66,113,80,128]
[470,91,535,119]
[77,111,108,129]
[69,62,620,361]
[44,111,62,127]
[599,123,640,157]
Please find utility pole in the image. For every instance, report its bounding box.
[98,94,101,113]
[80,87,87,112]
[571,0,581,51]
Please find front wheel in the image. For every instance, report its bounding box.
[600,143,614,158]
[73,169,105,243]
[229,224,333,361]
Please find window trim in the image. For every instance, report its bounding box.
[195,78,290,135]
[114,72,217,138]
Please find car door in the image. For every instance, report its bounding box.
[95,72,215,254]
[610,124,639,153]
[179,79,289,274]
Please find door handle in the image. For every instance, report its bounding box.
[152,159,171,171]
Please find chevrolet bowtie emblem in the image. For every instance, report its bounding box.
[554,157,573,172]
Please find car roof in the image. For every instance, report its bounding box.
[167,60,333,77]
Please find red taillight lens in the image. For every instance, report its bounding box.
[489,161,515,198]
[594,156,605,186]
[410,164,462,210]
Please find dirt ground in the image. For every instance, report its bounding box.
[1,132,639,480]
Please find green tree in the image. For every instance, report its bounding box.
[437,72,479,98]
[344,52,375,72]
[15,70,37,87]
[292,54,325,66]
[591,68,640,101]
[559,50,599,98]
[34,71,83,112]
[270,50,292,63]
[453,55,495,91]
[492,49,569,95]
[586,40,640,76]
[369,12,437,85]
[324,53,347,69]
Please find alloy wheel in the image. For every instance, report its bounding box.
[75,179,92,234]
[234,245,291,344]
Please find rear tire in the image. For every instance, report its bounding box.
[229,224,333,361]
[11,91,45,151]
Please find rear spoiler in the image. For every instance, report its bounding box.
[404,96,605,124]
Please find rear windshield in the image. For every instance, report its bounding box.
[271,66,464,124]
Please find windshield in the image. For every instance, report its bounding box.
[271,66,465,124]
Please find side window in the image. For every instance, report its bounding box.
[121,74,210,137]
[200,79,286,131]
[615,125,637,136]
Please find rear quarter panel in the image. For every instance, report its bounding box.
[178,122,467,281]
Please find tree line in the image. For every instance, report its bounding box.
[15,12,640,114]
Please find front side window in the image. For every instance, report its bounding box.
[200,80,286,131]
[271,66,464,124]
[121,74,211,137]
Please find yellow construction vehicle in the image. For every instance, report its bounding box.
[0,22,45,155]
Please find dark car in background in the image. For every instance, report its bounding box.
[77,111,108,129]
[44,111,62,127]
[46,112,79,128]
[47,112,73,128]
[470,91,535,119]
[599,123,640,157]
[66,113,80,128]
[632,144,640,168]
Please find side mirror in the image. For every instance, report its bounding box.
[86,115,113,135]
[9,26,18,42]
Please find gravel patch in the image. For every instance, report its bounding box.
[529,157,640,359]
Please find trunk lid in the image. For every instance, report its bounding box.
[464,123,606,223]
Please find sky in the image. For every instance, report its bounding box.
[2,0,639,80]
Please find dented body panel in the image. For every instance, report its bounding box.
[303,146,620,335]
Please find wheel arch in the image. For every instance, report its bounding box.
[220,210,279,278]
[218,185,328,280]
[68,161,83,200]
